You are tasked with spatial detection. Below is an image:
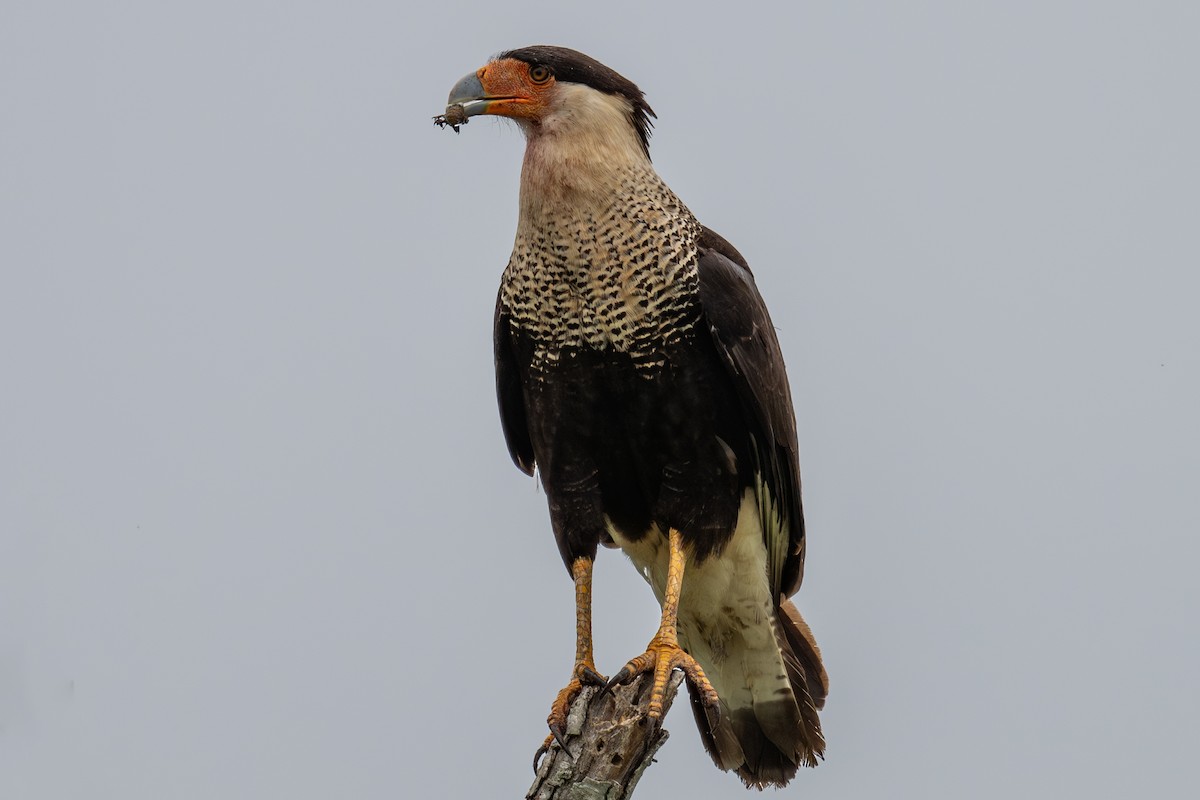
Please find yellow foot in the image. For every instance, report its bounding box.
[534,661,607,769]
[607,638,720,719]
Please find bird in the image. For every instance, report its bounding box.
[437,46,827,788]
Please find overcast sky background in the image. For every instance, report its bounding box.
[3,2,1198,798]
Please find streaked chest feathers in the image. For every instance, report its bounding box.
[500,165,704,371]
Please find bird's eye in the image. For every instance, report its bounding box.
[529,65,552,84]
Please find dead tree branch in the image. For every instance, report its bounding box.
[526,672,685,800]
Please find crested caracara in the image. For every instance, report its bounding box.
[437,46,828,789]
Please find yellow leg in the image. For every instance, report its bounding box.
[545,557,606,742]
[609,528,720,718]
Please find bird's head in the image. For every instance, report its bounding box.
[439,46,656,160]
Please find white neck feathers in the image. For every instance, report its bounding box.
[516,83,654,217]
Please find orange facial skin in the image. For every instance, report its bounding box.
[475,58,556,120]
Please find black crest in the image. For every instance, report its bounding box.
[499,45,656,157]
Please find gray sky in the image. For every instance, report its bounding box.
[3,1,1198,798]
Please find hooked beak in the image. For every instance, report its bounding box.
[446,72,495,118]
[437,59,542,130]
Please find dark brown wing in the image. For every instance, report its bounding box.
[696,227,806,598]
[494,289,535,476]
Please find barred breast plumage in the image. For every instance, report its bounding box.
[500,164,703,372]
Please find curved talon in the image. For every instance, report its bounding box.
[579,664,607,687]
[533,738,551,772]
[549,723,570,752]
[533,716,573,773]
[581,665,617,700]
[604,666,632,692]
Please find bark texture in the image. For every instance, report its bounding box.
[526,672,685,800]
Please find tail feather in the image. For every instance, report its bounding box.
[687,600,827,788]
[777,598,828,766]
[779,598,829,712]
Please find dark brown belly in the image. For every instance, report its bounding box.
[513,330,752,561]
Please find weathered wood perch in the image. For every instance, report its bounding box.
[527,672,686,800]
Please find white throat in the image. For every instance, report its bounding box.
[516,83,654,217]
